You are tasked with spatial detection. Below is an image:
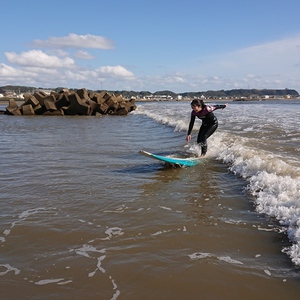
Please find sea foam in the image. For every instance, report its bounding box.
[134,101,300,266]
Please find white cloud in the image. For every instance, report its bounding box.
[0,63,22,76]
[1,34,300,92]
[0,63,44,86]
[47,49,70,57]
[74,50,95,60]
[31,33,114,49]
[0,58,135,89]
[96,65,135,78]
[5,50,75,68]
[164,75,186,84]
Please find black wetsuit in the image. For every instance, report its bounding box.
[187,104,226,156]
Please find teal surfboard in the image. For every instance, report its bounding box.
[139,150,202,167]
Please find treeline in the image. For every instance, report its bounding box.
[0,85,298,99]
[109,88,299,99]
[180,88,299,98]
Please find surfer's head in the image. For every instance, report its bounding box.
[191,99,205,111]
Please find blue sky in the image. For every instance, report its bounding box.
[1,0,300,93]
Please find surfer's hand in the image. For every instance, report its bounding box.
[186,135,191,142]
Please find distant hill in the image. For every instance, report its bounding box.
[179,88,299,99]
[0,85,298,99]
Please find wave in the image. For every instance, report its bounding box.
[133,101,300,266]
[212,133,300,266]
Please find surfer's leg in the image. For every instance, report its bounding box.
[197,123,218,156]
[205,122,218,139]
[197,126,207,156]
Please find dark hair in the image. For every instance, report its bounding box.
[190,99,206,108]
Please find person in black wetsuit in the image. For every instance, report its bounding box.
[186,99,228,156]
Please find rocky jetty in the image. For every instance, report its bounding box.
[4,88,136,116]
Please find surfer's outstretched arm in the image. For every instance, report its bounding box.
[186,114,196,142]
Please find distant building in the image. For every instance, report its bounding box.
[34,89,54,95]
[3,90,17,98]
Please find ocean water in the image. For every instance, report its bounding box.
[0,99,300,299]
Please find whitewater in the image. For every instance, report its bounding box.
[133,99,300,266]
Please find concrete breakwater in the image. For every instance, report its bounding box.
[3,88,136,116]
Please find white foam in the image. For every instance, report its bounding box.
[151,229,172,236]
[158,206,172,211]
[74,244,106,258]
[35,278,65,285]
[189,252,243,265]
[1,208,53,243]
[136,101,300,266]
[110,276,121,300]
[0,264,20,276]
[3,229,11,235]
[231,156,297,257]
[18,207,48,219]
[210,133,300,265]
[103,205,128,213]
[217,256,243,265]
[189,252,211,260]
[88,255,106,277]
[73,244,120,299]
[57,280,73,285]
[133,104,188,132]
[101,227,124,240]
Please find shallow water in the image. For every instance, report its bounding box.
[1,100,300,299]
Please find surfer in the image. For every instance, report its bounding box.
[186,99,228,156]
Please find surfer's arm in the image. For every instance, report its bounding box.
[186,115,196,142]
[213,103,228,110]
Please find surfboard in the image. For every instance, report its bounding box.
[139,150,201,167]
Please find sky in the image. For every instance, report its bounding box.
[1,0,300,93]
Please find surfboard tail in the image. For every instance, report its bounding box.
[139,150,201,167]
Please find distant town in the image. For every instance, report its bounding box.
[0,85,299,102]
